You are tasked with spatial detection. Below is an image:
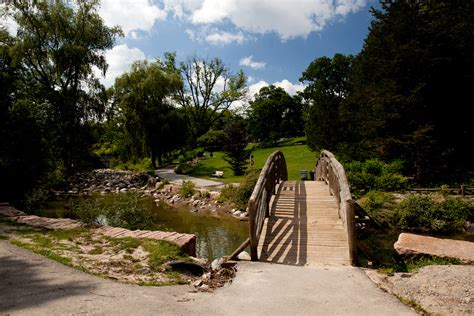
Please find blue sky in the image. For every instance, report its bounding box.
[2,0,379,96]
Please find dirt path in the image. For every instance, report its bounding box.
[0,241,414,315]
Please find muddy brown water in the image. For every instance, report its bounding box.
[43,194,249,261]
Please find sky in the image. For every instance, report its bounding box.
[2,0,379,98]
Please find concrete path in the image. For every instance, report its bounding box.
[155,166,226,189]
[0,241,415,315]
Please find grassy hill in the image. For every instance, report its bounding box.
[188,137,317,183]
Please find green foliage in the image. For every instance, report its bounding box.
[24,187,51,214]
[397,195,472,234]
[179,180,195,198]
[142,240,188,271]
[106,192,153,230]
[197,129,226,156]
[174,163,194,175]
[247,85,304,145]
[218,169,260,210]
[172,55,248,139]
[359,191,398,227]
[344,159,408,197]
[301,54,354,152]
[113,59,186,168]
[70,197,105,227]
[70,192,153,230]
[223,118,249,176]
[112,157,154,173]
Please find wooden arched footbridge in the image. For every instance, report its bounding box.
[232,150,357,266]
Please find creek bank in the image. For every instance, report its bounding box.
[55,168,246,218]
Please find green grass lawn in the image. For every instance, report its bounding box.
[188,137,318,183]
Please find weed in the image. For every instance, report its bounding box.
[89,246,104,255]
[179,180,195,198]
[0,235,8,240]
[10,239,72,266]
[142,240,188,271]
[396,295,433,315]
[111,237,142,252]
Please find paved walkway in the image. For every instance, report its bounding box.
[0,241,415,315]
[155,166,226,189]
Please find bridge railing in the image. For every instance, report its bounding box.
[248,150,288,261]
[315,150,357,265]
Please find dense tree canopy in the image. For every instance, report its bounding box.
[0,1,121,201]
[301,54,354,151]
[113,60,186,168]
[302,0,473,181]
[247,85,304,146]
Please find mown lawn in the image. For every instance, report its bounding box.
[188,137,318,183]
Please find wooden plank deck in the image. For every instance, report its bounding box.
[257,181,350,266]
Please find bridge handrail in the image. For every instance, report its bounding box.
[248,150,288,260]
[315,150,357,265]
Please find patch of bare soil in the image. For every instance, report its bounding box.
[366,265,474,315]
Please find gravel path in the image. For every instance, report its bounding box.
[367,265,474,315]
[0,241,415,315]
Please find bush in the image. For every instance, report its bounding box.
[70,192,153,230]
[106,192,153,230]
[179,180,195,198]
[397,195,472,234]
[359,191,398,227]
[70,197,104,226]
[174,163,193,175]
[344,159,408,197]
[24,187,51,214]
[217,169,260,210]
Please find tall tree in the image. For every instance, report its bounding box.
[6,1,122,172]
[113,60,186,168]
[300,54,354,151]
[171,54,248,140]
[247,85,303,146]
[223,118,249,176]
[348,0,474,180]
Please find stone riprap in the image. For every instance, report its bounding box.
[394,233,474,263]
[0,203,196,256]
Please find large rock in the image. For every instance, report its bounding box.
[394,233,474,263]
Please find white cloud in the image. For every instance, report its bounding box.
[99,0,166,37]
[167,0,368,40]
[273,79,305,96]
[248,79,305,98]
[205,31,245,45]
[98,44,146,87]
[239,56,266,70]
[0,5,18,36]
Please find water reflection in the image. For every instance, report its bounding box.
[44,195,248,261]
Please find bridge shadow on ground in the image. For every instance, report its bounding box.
[259,181,308,265]
[0,243,96,313]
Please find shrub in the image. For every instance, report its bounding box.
[397,194,471,234]
[359,191,398,227]
[70,197,104,226]
[174,163,193,175]
[179,180,195,198]
[70,192,153,230]
[344,159,408,197]
[106,192,153,230]
[24,187,51,213]
[217,169,260,210]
